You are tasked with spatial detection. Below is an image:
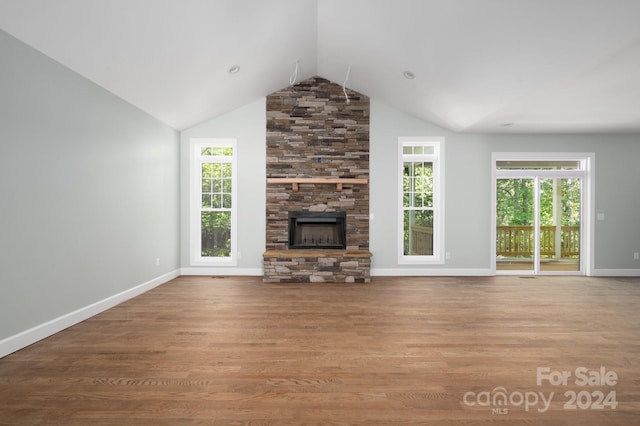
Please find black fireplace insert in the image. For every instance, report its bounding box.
[288,211,346,249]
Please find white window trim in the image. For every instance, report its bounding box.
[398,137,445,264]
[190,138,238,266]
[491,152,594,276]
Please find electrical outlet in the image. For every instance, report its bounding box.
[634,252,639,260]
[155,258,160,266]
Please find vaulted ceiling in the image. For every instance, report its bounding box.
[2,0,640,133]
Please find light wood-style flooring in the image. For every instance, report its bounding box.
[1,275,639,425]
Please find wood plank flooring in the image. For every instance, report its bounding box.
[1,275,640,425]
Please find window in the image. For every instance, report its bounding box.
[190,138,237,265]
[399,138,444,263]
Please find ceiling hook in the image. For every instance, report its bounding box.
[343,64,351,103]
[289,60,299,86]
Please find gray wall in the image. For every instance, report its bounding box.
[370,100,640,273]
[180,99,266,273]
[0,30,180,340]
[370,101,491,272]
[180,97,640,275]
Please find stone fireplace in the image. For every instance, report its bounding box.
[263,76,371,283]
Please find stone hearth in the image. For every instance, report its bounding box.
[263,250,371,283]
[264,77,371,283]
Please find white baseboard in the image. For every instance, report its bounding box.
[371,268,494,276]
[180,267,263,276]
[0,269,180,359]
[183,267,497,277]
[591,269,640,277]
[371,268,639,277]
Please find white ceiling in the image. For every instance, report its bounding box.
[2,0,640,133]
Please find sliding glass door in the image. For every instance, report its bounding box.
[538,178,581,272]
[496,178,535,271]
[494,159,586,275]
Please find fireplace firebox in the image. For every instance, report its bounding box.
[288,211,346,249]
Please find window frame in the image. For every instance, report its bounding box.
[190,138,238,266]
[398,137,445,264]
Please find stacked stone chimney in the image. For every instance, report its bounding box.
[263,76,371,282]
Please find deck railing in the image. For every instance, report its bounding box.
[410,225,433,255]
[496,226,580,257]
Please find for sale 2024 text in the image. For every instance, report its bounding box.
[537,366,618,411]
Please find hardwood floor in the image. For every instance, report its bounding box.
[1,275,639,425]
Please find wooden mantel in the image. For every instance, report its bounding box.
[267,177,368,192]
